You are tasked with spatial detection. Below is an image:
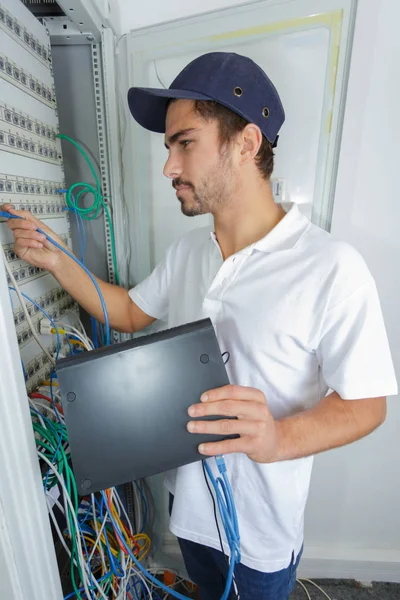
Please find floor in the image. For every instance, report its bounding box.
[291,579,400,600]
[166,579,400,599]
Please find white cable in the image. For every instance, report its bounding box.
[60,322,94,350]
[299,578,333,600]
[127,564,153,599]
[1,245,56,365]
[57,317,94,349]
[88,499,109,562]
[132,481,142,533]
[91,493,107,573]
[37,451,108,600]
[65,310,87,336]
[297,579,312,600]
[29,399,64,423]
[114,488,133,535]
[55,325,93,351]
[63,327,93,350]
[46,497,75,560]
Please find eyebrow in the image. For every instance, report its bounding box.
[164,128,197,149]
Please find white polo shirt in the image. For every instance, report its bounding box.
[129,203,397,573]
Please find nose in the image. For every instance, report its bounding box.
[163,151,182,179]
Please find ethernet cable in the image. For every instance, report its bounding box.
[0,210,111,345]
[57,134,120,285]
[101,486,240,600]
[1,243,58,365]
[48,326,93,352]
[38,451,106,600]
[1,215,244,597]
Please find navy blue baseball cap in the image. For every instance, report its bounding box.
[127,52,285,147]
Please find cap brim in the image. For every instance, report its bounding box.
[127,87,212,133]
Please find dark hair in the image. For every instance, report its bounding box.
[194,100,274,180]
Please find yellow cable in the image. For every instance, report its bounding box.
[133,533,151,560]
[70,339,86,349]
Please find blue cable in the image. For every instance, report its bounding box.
[64,205,87,263]
[77,522,95,600]
[4,210,242,597]
[203,456,241,600]
[8,286,64,489]
[134,481,148,533]
[97,493,125,579]
[7,285,65,489]
[102,488,224,600]
[21,359,27,381]
[63,571,112,600]
[90,316,99,348]
[1,210,110,345]
[8,287,61,358]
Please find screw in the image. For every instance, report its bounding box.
[66,392,76,402]
[81,479,92,491]
[86,34,94,41]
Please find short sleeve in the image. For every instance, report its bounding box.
[316,282,397,399]
[128,250,172,321]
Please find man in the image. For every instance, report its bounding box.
[2,52,397,600]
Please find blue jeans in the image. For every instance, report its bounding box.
[169,494,302,600]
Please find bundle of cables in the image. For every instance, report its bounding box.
[1,209,241,599]
[30,386,154,600]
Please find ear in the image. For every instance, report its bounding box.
[238,124,263,166]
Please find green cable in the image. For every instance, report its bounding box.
[33,409,118,598]
[33,420,85,597]
[57,133,120,285]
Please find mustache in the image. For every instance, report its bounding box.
[172,179,194,190]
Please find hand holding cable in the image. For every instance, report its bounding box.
[0,206,110,345]
[1,203,66,272]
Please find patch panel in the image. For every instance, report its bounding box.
[13,285,71,324]
[3,233,71,286]
[0,3,51,69]
[16,295,78,351]
[25,341,72,394]
[0,128,61,164]
[0,53,55,108]
[0,173,65,207]
[6,262,46,285]
[1,104,58,142]
[1,200,66,219]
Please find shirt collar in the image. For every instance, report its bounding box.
[210,203,310,255]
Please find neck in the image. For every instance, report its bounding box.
[212,178,286,259]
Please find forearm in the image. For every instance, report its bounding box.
[51,252,134,333]
[273,392,386,462]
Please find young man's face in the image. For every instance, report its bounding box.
[163,99,237,217]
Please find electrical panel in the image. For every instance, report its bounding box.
[0,0,78,393]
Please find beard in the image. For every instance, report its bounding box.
[174,152,236,217]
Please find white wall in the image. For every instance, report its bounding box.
[306,0,400,577]
[118,0,248,32]
[117,0,400,580]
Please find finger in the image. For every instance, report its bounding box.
[7,207,47,231]
[7,218,38,232]
[188,418,263,437]
[14,238,44,252]
[12,230,47,243]
[198,436,250,456]
[7,206,36,221]
[188,399,267,421]
[201,384,266,404]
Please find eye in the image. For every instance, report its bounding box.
[180,140,192,149]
